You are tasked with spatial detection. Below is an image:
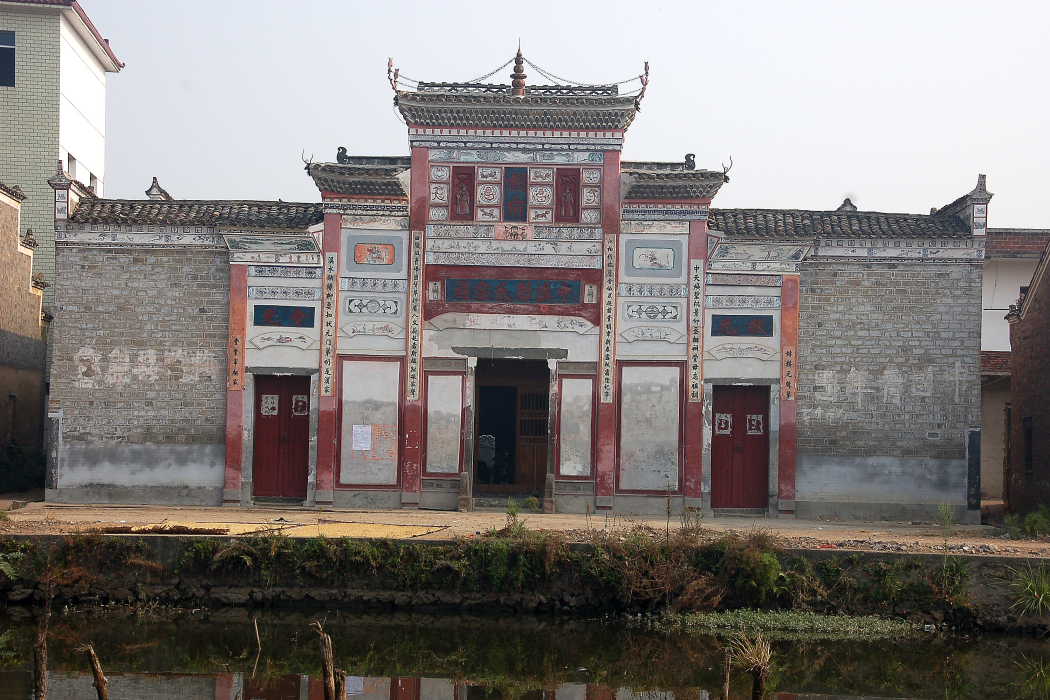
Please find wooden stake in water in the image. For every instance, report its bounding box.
[33,613,48,700]
[311,620,336,700]
[81,646,109,700]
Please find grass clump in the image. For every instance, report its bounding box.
[647,609,917,641]
[1010,562,1050,619]
[1003,504,1050,540]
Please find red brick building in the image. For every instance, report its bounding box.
[1005,239,1050,513]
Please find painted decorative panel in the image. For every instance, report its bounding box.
[425,224,601,241]
[247,286,323,301]
[581,209,601,224]
[632,247,676,271]
[708,242,810,273]
[621,221,689,235]
[477,183,501,207]
[554,168,581,224]
[711,314,775,337]
[559,378,594,477]
[476,207,501,222]
[252,305,315,328]
[705,295,781,309]
[619,365,681,491]
[621,239,685,279]
[426,374,463,475]
[224,235,318,253]
[502,168,528,222]
[705,273,782,287]
[429,149,602,164]
[426,239,600,256]
[618,283,688,298]
[582,187,601,207]
[444,279,581,304]
[340,321,405,339]
[707,343,778,361]
[346,297,400,315]
[342,231,407,279]
[429,183,450,205]
[429,207,449,221]
[624,302,681,321]
[495,223,531,240]
[477,167,501,181]
[339,277,408,293]
[618,326,684,343]
[530,185,554,206]
[425,252,601,268]
[529,208,554,224]
[530,168,554,183]
[582,168,602,184]
[430,166,450,181]
[428,313,595,334]
[250,332,317,350]
[340,360,400,485]
[247,266,323,278]
[450,166,475,221]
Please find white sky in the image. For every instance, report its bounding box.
[86,0,1050,228]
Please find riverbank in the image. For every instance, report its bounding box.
[0,522,1045,635]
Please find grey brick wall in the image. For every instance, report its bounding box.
[0,8,60,309]
[49,244,230,504]
[794,260,982,520]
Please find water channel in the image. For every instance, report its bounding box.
[0,608,1046,699]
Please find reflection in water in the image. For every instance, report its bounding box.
[0,609,1045,699]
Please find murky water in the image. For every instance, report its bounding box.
[0,608,1046,699]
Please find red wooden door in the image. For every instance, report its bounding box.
[710,385,769,509]
[253,375,310,499]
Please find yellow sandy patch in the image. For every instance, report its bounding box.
[281,522,444,539]
[128,522,285,535]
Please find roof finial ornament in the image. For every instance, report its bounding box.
[387,58,399,92]
[635,61,649,110]
[510,46,527,97]
[145,177,172,201]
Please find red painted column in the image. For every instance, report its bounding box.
[593,149,621,507]
[400,145,430,506]
[223,264,248,504]
[683,217,708,502]
[778,275,799,513]
[316,211,342,505]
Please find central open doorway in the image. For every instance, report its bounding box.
[474,359,549,496]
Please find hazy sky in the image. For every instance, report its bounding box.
[85,1,1050,228]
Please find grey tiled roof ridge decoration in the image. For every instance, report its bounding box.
[625,170,726,200]
[412,82,621,97]
[68,198,323,229]
[0,182,26,202]
[306,162,409,198]
[708,208,972,240]
[396,91,638,131]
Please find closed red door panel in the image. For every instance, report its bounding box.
[253,375,283,497]
[710,385,769,509]
[253,375,310,499]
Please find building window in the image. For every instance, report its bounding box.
[0,32,13,87]
[1024,417,1034,474]
[67,154,77,181]
[89,173,98,193]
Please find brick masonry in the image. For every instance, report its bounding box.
[986,229,1050,259]
[0,190,46,444]
[795,260,982,520]
[1006,252,1050,514]
[0,7,60,310]
[49,245,230,503]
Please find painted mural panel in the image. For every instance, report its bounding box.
[426,374,463,474]
[618,365,681,491]
[559,378,594,477]
[340,360,400,485]
[621,238,685,280]
[341,230,407,279]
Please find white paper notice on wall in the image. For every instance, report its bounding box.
[352,424,372,451]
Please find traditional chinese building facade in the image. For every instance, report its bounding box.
[46,56,985,521]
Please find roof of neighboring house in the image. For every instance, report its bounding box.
[1010,238,1050,323]
[981,350,1012,376]
[985,228,1050,259]
[68,198,323,230]
[1,0,123,70]
[396,83,638,131]
[708,208,972,240]
[306,159,410,198]
[0,182,26,203]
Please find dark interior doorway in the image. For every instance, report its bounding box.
[474,359,549,495]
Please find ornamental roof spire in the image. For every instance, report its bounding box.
[510,47,526,97]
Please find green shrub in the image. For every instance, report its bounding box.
[1025,505,1050,538]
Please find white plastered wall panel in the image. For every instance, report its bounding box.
[59,14,107,191]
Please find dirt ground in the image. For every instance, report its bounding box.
[0,495,1045,558]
